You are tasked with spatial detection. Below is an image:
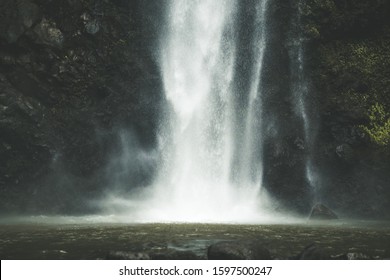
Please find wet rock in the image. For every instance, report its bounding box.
[0,0,41,43]
[332,252,373,260]
[106,251,150,260]
[347,252,372,260]
[0,0,161,214]
[309,203,338,220]
[81,13,100,35]
[293,243,331,260]
[207,241,271,260]
[40,249,68,259]
[294,137,305,150]
[150,249,200,260]
[85,19,100,34]
[32,18,64,48]
[336,143,354,162]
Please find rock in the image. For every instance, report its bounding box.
[85,19,100,35]
[81,13,100,35]
[309,203,338,220]
[0,0,161,215]
[33,18,64,48]
[294,137,305,150]
[40,249,68,259]
[150,249,199,260]
[106,251,150,260]
[336,143,354,162]
[0,0,41,43]
[332,252,373,260]
[293,243,331,260]
[207,241,271,260]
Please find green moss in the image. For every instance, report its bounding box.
[362,103,390,146]
[304,0,390,152]
[313,35,390,121]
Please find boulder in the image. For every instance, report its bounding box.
[309,203,338,220]
[294,243,331,260]
[150,249,199,260]
[32,18,64,48]
[332,252,373,260]
[81,13,100,35]
[207,241,271,260]
[106,251,150,260]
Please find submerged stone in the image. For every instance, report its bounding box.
[293,243,331,260]
[150,249,200,260]
[332,252,373,260]
[85,19,100,35]
[33,18,64,48]
[207,240,271,260]
[106,251,150,260]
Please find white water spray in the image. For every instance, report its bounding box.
[140,0,274,222]
[239,0,269,185]
[100,0,318,223]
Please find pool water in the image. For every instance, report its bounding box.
[0,221,389,259]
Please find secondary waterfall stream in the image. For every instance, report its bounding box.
[290,0,319,201]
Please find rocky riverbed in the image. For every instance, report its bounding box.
[0,221,389,260]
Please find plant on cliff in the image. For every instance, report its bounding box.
[362,103,390,147]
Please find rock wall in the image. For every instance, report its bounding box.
[0,0,162,214]
[303,0,390,218]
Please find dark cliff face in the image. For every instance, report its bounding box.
[260,1,314,213]
[0,0,162,214]
[302,0,390,218]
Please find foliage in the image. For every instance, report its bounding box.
[303,0,390,151]
[316,37,390,111]
[361,103,390,146]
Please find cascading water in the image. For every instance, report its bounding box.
[139,0,274,223]
[238,0,269,185]
[290,1,319,201]
[101,0,315,223]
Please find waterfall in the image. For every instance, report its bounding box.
[139,0,274,223]
[290,1,319,201]
[238,0,269,185]
[102,0,316,222]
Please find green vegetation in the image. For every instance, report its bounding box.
[303,0,390,150]
[317,38,390,112]
[362,103,390,146]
